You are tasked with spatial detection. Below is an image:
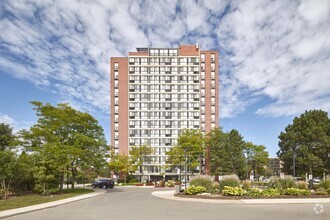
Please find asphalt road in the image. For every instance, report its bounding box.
[3,187,330,220]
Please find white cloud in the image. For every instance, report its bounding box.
[0,113,33,132]
[0,0,329,120]
[0,113,16,126]
[217,0,330,117]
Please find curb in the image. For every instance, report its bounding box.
[0,190,107,219]
[152,190,330,205]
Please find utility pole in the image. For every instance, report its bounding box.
[184,147,187,190]
[293,148,296,177]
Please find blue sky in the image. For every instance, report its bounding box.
[0,0,329,157]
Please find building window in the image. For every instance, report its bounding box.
[114,63,119,70]
[211,71,215,79]
[201,63,205,71]
[211,63,215,71]
[211,53,215,62]
[201,53,205,62]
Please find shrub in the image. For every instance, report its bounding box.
[283,188,311,196]
[212,181,220,189]
[185,185,206,195]
[316,187,328,195]
[189,175,213,192]
[210,182,220,194]
[296,182,308,190]
[280,177,296,189]
[327,188,330,194]
[210,188,220,194]
[165,180,175,187]
[129,179,138,183]
[268,176,282,189]
[241,180,251,190]
[0,188,4,200]
[222,186,246,196]
[157,180,165,187]
[247,188,263,197]
[319,180,330,190]
[268,176,296,190]
[219,175,240,191]
[263,188,281,197]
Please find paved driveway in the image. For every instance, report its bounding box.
[3,187,330,220]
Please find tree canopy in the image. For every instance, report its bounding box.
[207,128,246,178]
[277,110,330,177]
[19,101,109,192]
[0,123,17,200]
[166,129,205,175]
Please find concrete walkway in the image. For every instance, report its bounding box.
[152,190,330,204]
[0,190,106,219]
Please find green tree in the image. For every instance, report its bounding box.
[244,142,269,178]
[109,151,133,183]
[208,128,246,179]
[129,145,153,180]
[166,129,205,175]
[19,101,109,191]
[278,110,330,177]
[0,123,17,200]
[207,127,227,177]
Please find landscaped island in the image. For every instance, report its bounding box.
[175,175,330,199]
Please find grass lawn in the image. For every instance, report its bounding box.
[0,188,94,212]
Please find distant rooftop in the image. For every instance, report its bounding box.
[136,47,149,52]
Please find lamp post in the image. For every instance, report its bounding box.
[184,147,187,190]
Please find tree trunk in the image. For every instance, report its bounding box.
[59,173,64,193]
[2,179,8,201]
[71,166,77,189]
[66,168,69,189]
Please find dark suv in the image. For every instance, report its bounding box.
[92,179,115,189]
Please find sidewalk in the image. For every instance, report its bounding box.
[152,190,330,204]
[0,190,106,219]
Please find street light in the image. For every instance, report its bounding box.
[184,147,187,190]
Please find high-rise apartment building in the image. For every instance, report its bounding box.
[110,44,218,180]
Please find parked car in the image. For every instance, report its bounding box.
[313,178,321,184]
[92,179,115,189]
[294,177,305,182]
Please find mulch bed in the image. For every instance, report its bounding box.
[175,193,330,200]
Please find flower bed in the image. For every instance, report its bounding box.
[174,193,330,200]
